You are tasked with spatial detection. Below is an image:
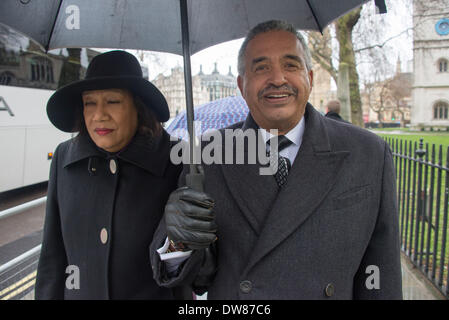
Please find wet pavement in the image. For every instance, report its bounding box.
[401,253,446,300]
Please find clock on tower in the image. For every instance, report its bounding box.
[435,18,449,35]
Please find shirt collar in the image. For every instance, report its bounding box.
[259,116,306,147]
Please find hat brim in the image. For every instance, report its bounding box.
[47,76,169,132]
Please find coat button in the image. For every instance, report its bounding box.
[325,283,335,297]
[100,228,108,244]
[240,280,252,294]
[109,159,117,174]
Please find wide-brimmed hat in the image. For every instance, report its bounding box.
[47,50,169,132]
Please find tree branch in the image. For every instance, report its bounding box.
[354,27,413,53]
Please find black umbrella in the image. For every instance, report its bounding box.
[0,0,386,187]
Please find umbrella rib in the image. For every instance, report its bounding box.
[305,0,323,34]
[242,0,250,33]
[45,0,64,52]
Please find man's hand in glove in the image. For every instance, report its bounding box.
[165,186,217,251]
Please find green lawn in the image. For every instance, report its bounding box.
[373,131,449,150]
[373,131,449,167]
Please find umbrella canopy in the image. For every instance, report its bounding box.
[0,0,386,184]
[0,0,381,53]
[167,96,249,140]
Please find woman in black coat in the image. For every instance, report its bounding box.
[35,51,182,299]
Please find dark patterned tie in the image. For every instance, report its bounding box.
[267,135,293,188]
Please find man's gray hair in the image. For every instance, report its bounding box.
[237,20,313,76]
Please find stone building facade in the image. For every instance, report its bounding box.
[153,63,239,118]
[198,63,238,102]
[0,36,101,91]
[153,66,208,118]
[411,0,449,130]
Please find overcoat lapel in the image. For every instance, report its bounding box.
[219,115,278,234]
[244,105,350,273]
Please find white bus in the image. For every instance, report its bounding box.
[0,24,85,193]
[0,84,72,193]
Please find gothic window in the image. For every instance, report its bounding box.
[30,57,54,83]
[434,101,449,120]
[438,58,448,73]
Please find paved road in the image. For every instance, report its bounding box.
[401,253,446,300]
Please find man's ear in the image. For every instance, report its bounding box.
[308,69,314,88]
[237,75,244,96]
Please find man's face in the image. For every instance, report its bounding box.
[238,30,313,134]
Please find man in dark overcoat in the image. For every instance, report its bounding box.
[150,20,403,300]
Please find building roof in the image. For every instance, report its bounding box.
[198,62,236,87]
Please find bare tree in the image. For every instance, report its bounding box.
[134,50,172,80]
[307,28,337,84]
[363,70,411,128]
[307,6,377,127]
[335,6,364,127]
[364,79,389,127]
[307,0,415,127]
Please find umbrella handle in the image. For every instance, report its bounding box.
[186,165,205,192]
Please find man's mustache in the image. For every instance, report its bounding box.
[258,84,298,99]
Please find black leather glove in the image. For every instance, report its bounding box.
[165,186,217,250]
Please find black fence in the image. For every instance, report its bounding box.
[386,137,449,298]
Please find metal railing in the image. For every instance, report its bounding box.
[0,245,41,300]
[0,196,47,220]
[386,137,449,298]
[0,197,45,300]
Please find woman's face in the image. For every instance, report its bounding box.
[82,88,138,153]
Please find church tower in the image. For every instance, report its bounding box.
[411,0,449,130]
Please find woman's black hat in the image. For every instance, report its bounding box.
[47,50,169,132]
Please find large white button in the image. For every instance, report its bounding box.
[100,228,108,244]
[109,159,117,174]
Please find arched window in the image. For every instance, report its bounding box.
[434,101,449,120]
[438,58,448,73]
[0,71,15,85]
